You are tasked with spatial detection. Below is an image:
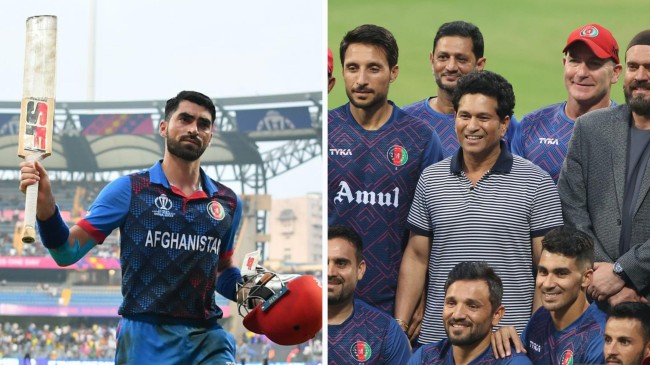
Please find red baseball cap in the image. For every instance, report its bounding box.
[563,24,619,63]
[243,275,322,346]
[327,48,334,75]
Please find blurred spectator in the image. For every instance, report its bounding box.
[0,322,117,360]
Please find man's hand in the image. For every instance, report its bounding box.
[406,294,425,341]
[491,326,525,359]
[608,286,649,307]
[237,273,275,309]
[19,160,55,219]
[588,262,625,302]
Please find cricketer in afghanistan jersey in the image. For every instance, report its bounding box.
[328,101,443,314]
[408,338,532,365]
[77,161,242,320]
[521,302,606,365]
[511,101,616,183]
[328,299,411,365]
[403,97,520,158]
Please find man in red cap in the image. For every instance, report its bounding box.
[328,47,336,93]
[512,23,622,183]
[559,29,650,308]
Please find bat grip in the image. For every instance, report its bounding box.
[22,155,41,243]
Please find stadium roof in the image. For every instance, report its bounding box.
[0,92,321,177]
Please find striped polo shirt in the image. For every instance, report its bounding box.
[406,142,563,344]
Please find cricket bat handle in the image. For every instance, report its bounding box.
[22,154,42,243]
[22,181,38,243]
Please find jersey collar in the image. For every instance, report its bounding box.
[149,160,219,195]
[450,140,513,174]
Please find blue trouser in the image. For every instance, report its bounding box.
[116,317,236,365]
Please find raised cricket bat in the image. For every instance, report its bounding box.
[17,16,57,243]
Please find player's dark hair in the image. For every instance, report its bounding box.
[542,226,594,270]
[451,70,515,121]
[340,24,399,69]
[626,29,650,53]
[165,90,217,124]
[444,261,503,313]
[608,302,650,342]
[328,225,363,263]
[433,21,484,59]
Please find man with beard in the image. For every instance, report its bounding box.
[512,23,622,183]
[19,91,243,364]
[403,21,519,157]
[328,24,443,316]
[327,226,411,365]
[492,227,607,364]
[408,262,531,364]
[558,29,650,308]
[604,302,650,365]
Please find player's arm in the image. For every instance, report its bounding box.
[19,160,97,266]
[216,196,245,302]
[216,252,243,303]
[531,235,543,313]
[491,325,526,359]
[394,232,431,340]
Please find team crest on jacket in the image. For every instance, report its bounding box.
[386,145,408,166]
[350,341,372,362]
[207,201,225,221]
[560,349,574,365]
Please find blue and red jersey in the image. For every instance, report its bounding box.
[511,101,616,183]
[328,102,443,314]
[408,338,532,365]
[522,302,606,365]
[328,299,411,365]
[78,160,242,321]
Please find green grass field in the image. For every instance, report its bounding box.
[328,0,643,117]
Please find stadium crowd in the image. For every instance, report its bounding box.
[0,322,116,361]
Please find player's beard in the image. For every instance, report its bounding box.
[605,351,644,365]
[444,319,491,347]
[624,80,650,117]
[166,133,207,162]
[346,87,386,111]
[435,73,457,95]
[327,276,354,306]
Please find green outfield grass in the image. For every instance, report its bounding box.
[328,0,643,117]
